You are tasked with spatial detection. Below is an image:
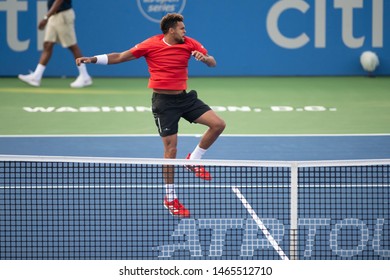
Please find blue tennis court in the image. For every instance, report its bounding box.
[1,134,389,160]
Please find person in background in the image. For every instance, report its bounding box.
[18,0,92,88]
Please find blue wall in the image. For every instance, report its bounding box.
[1,0,389,77]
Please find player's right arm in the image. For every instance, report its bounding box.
[76,50,136,66]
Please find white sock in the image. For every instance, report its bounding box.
[165,184,177,201]
[33,64,46,80]
[77,63,90,78]
[190,145,207,160]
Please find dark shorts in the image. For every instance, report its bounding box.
[151,90,211,137]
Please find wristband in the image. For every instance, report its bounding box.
[95,54,108,65]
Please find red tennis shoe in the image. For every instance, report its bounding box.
[184,153,212,181]
[164,196,190,218]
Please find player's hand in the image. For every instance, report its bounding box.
[191,51,207,62]
[191,51,216,67]
[76,57,96,66]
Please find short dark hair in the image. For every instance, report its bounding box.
[160,13,184,34]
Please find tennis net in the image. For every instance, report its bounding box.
[0,155,389,260]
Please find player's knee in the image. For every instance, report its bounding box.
[214,119,226,134]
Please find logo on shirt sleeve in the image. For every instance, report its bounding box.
[137,0,187,23]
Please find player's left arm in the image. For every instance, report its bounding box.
[192,51,216,67]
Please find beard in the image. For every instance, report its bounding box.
[176,36,185,44]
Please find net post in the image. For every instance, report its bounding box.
[290,162,299,260]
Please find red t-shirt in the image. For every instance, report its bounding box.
[130,34,208,90]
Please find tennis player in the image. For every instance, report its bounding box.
[76,13,225,218]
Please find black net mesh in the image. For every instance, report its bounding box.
[0,159,388,260]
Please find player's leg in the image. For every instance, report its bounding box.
[153,93,190,218]
[162,134,177,199]
[162,133,177,184]
[184,109,225,180]
[193,110,226,151]
[181,90,225,179]
[182,90,226,153]
[161,133,190,218]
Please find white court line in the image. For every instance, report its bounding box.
[231,186,289,260]
[0,133,390,138]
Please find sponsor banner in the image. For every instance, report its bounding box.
[137,0,186,23]
[0,0,388,77]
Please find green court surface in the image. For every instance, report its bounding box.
[0,76,389,135]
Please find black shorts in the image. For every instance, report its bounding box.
[151,90,211,137]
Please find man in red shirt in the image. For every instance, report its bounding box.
[76,13,225,218]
